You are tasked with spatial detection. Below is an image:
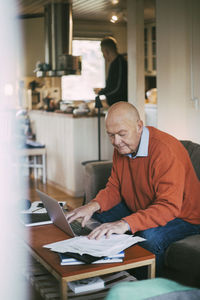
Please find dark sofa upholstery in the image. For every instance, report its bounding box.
[83,140,200,287]
[164,141,200,287]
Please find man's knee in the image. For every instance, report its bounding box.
[137,227,167,255]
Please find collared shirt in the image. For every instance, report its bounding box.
[126,126,149,159]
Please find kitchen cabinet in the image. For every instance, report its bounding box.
[144,23,156,76]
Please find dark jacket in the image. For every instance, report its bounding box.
[99,54,128,106]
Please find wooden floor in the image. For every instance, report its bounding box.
[26,176,84,209]
[26,176,84,300]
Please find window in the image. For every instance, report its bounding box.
[62,39,105,101]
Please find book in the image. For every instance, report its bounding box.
[60,257,123,265]
[68,277,104,294]
[58,252,106,264]
[93,256,124,264]
[58,251,124,265]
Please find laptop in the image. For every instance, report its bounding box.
[36,189,101,237]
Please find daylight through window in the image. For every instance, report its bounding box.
[62,39,105,101]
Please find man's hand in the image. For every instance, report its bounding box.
[65,201,100,227]
[93,88,102,95]
[88,220,130,240]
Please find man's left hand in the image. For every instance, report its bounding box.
[88,220,130,240]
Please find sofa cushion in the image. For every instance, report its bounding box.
[165,235,200,279]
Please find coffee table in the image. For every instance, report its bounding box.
[26,224,155,300]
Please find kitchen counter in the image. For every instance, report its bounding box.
[32,109,106,118]
[29,110,113,196]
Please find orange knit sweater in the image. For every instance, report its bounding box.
[93,127,200,233]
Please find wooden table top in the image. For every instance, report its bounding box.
[26,224,155,281]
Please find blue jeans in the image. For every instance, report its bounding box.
[93,201,200,277]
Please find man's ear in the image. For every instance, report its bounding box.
[137,120,143,133]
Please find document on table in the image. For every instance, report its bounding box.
[43,234,145,257]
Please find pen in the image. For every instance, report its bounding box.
[32,207,43,212]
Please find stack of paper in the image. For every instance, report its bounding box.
[43,234,145,257]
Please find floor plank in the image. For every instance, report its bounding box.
[26,177,84,209]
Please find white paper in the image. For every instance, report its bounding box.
[43,234,145,257]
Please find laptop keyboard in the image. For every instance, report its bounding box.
[70,220,91,236]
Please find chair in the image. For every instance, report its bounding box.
[19,141,47,184]
[83,160,112,204]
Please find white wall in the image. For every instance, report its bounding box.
[156,0,200,143]
[21,17,45,77]
[127,0,145,121]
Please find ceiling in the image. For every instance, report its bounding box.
[17,0,155,22]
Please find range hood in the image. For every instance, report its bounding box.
[36,2,81,77]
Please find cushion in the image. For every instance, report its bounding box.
[105,278,200,300]
[165,235,200,285]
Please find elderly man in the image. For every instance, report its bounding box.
[66,102,200,276]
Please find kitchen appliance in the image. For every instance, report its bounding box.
[36,2,81,77]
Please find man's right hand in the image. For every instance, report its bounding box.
[65,201,100,227]
[93,88,102,95]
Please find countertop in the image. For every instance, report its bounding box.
[30,109,106,118]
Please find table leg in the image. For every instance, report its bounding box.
[42,153,46,184]
[33,155,37,179]
[147,259,156,278]
[60,278,68,300]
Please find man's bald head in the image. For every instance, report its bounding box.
[105,102,143,155]
[106,101,140,124]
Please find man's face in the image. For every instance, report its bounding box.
[106,116,143,155]
[101,47,110,62]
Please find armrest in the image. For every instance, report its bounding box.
[180,140,200,180]
[83,160,112,204]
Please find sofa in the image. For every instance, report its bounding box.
[82,140,200,287]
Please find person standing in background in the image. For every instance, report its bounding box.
[94,37,128,106]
